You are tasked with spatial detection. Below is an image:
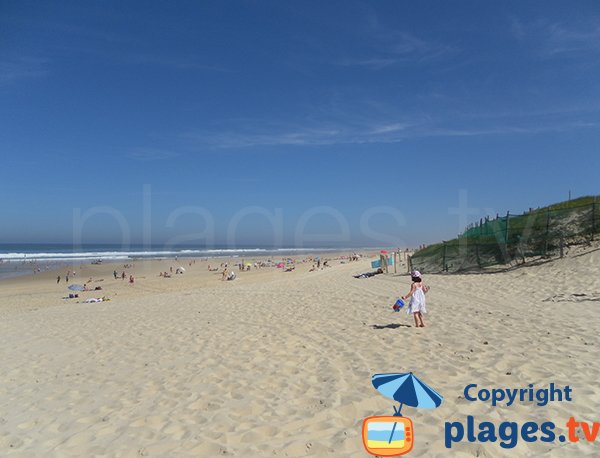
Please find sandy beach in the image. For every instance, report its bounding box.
[1,247,599,457]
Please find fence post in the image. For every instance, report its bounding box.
[592,197,597,241]
[505,211,510,245]
[544,208,551,256]
[475,242,481,268]
[504,211,510,263]
[442,241,447,272]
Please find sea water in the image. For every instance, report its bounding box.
[0,244,355,280]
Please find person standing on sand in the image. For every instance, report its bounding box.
[57,275,61,284]
[402,270,429,328]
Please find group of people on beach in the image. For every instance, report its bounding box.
[221,268,236,281]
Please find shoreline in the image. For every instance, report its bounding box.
[0,247,392,281]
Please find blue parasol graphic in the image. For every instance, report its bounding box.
[372,372,443,444]
[373,372,443,413]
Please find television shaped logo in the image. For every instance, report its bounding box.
[362,416,414,456]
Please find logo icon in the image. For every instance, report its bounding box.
[363,416,414,456]
[362,372,443,456]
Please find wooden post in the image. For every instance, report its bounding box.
[504,211,510,264]
[442,241,447,273]
[380,254,388,274]
[592,196,597,242]
[560,237,564,258]
[394,252,398,274]
[544,208,551,256]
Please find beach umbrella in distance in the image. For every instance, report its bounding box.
[380,250,389,254]
[178,266,186,271]
[68,284,85,291]
[372,372,443,415]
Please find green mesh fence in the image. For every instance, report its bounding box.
[410,196,599,274]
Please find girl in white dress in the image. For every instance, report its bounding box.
[402,270,429,328]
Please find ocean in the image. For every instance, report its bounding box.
[0,244,362,280]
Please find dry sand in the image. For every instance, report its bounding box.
[1,247,599,457]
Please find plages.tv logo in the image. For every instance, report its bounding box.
[363,372,443,456]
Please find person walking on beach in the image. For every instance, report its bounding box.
[57,275,61,284]
[402,270,429,328]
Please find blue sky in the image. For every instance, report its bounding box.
[1,1,599,247]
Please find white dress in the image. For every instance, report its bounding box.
[407,284,427,314]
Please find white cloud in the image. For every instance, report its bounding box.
[0,57,49,85]
[179,114,599,149]
[511,17,600,57]
[127,147,180,161]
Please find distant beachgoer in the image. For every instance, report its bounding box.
[113,270,118,279]
[129,275,134,284]
[402,270,429,328]
[122,272,126,280]
[221,268,228,281]
[57,275,61,283]
[66,274,69,283]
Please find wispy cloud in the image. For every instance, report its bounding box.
[511,17,600,57]
[179,114,599,150]
[0,57,49,85]
[19,19,230,73]
[543,22,600,56]
[334,14,458,70]
[126,53,231,72]
[370,123,411,134]
[127,147,180,161]
[336,57,400,70]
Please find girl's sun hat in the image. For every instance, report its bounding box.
[411,270,422,278]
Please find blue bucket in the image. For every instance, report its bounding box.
[392,298,405,311]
